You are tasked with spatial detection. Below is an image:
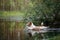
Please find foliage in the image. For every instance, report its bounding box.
[0,11,25,16]
[25,0,60,27]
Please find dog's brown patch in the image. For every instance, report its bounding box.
[27,22,32,26]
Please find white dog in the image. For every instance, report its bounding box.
[24,22,48,37]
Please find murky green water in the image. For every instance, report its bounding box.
[25,32,60,40]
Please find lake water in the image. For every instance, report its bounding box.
[24,30,60,40]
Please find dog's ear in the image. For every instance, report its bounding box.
[27,22,32,26]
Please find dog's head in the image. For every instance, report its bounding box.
[26,22,35,27]
[26,22,32,27]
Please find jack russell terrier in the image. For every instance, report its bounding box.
[24,22,48,37]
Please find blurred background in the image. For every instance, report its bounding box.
[0,0,60,40]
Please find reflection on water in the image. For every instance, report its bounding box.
[17,32,20,40]
[24,31,60,40]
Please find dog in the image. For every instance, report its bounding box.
[24,22,48,37]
